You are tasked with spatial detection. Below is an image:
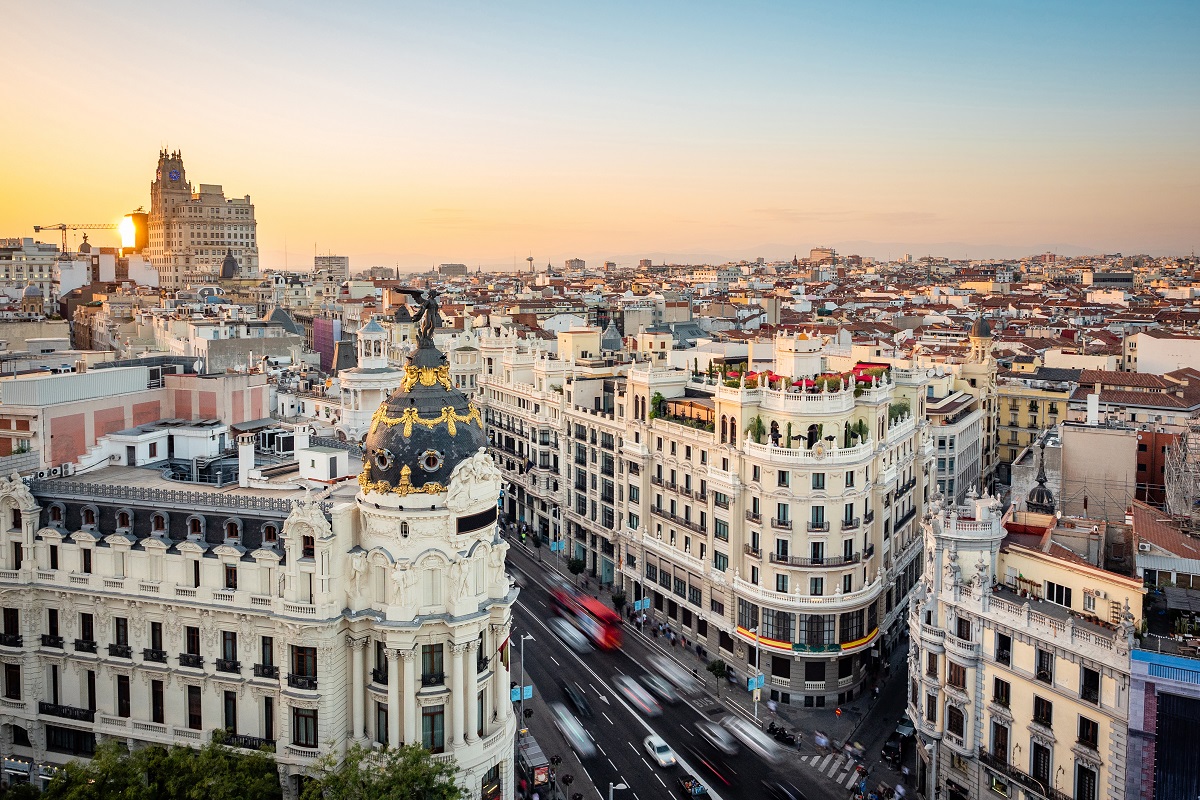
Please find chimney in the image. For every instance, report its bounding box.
[238,433,255,488]
[294,426,311,450]
[1086,393,1100,426]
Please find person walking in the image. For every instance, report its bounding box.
[900,764,910,785]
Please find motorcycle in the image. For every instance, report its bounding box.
[766,721,797,746]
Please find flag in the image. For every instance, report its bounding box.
[500,635,510,670]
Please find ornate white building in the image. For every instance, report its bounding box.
[0,304,516,798]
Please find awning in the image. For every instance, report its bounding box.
[1162,586,1200,614]
[231,418,276,433]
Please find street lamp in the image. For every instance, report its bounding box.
[518,633,534,720]
[608,782,628,800]
[750,625,762,721]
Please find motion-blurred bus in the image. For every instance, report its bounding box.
[548,585,623,650]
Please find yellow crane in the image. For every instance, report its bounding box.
[32,223,119,254]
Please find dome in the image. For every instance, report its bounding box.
[220,249,238,280]
[358,289,485,497]
[970,315,991,338]
[22,284,42,298]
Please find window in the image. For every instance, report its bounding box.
[114,617,128,646]
[777,471,789,487]
[775,574,788,593]
[810,577,823,596]
[292,707,318,748]
[421,644,444,682]
[1045,581,1072,608]
[263,524,277,543]
[49,545,58,570]
[150,621,162,651]
[3,663,19,700]
[948,662,966,689]
[151,680,164,724]
[223,690,237,734]
[925,693,937,723]
[80,612,94,643]
[812,473,825,490]
[187,685,202,730]
[1036,649,1054,684]
[1078,715,1099,748]
[222,631,237,662]
[152,513,166,533]
[149,442,157,458]
[991,720,1009,762]
[927,652,939,677]
[713,552,728,572]
[292,646,317,677]
[993,678,1010,707]
[82,549,92,574]
[1031,742,1051,785]
[845,470,855,488]
[946,705,964,737]
[224,564,238,590]
[1076,764,1098,800]
[185,626,200,655]
[422,704,445,753]
[956,616,971,641]
[713,519,729,541]
[995,632,1011,665]
[1033,695,1053,727]
[264,697,275,741]
[117,675,130,718]
[1081,666,1100,704]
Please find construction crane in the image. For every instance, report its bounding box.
[32,223,119,254]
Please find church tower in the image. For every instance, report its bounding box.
[962,315,999,493]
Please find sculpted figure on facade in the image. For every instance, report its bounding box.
[446,448,503,513]
[391,562,417,605]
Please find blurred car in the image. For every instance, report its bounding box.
[548,617,594,655]
[643,734,677,767]
[718,714,783,764]
[895,714,915,738]
[548,702,596,758]
[882,730,902,764]
[694,720,739,756]
[682,745,733,787]
[639,673,681,704]
[648,654,702,694]
[613,674,663,717]
[761,780,808,800]
[561,681,593,718]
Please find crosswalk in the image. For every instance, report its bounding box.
[801,752,868,789]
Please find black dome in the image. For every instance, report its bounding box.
[220,249,238,280]
[970,316,991,338]
[358,290,484,497]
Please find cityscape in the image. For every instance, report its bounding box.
[1,4,1198,800]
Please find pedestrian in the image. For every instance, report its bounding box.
[681,636,687,649]
[873,685,880,700]
[767,699,778,715]
[652,627,659,639]
[900,765,910,785]
[895,783,907,799]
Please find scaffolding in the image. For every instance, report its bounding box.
[1164,420,1200,532]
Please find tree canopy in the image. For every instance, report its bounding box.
[300,743,466,800]
[41,735,282,800]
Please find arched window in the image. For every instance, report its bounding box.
[807,424,819,448]
[152,513,166,533]
[117,511,131,529]
[262,524,278,543]
[400,521,410,538]
[49,506,62,523]
[225,521,240,540]
[729,418,737,443]
[189,517,202,537]
[720,416,728,444]
[83,508,96,527]
[302,535,315,558]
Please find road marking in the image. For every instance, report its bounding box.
[537,599,547,607]
[596,744,606,756]
[550,656,559,666]
[641,757,652,770]
[818,754,832,772]
[608,758,616,770]
[826,759,843,778]
[589,683,599,694]
[845,771,860,789]
[656,773,666,787]
[603,712,615,725]
[680,724,693,736]
[628,741,639,754]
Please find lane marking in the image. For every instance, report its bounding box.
[656,774,666,787]
[641,757,652,770]
[608,758,617,771]
[628,741,639,754]
[597,744,606,756]
[604,712,615,726]
[550,656,560,666]
[680,724,693,736]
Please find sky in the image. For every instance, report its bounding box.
[2,1,1198,269]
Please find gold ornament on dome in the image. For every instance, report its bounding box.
[368,403,482,438]
[358,462,446,497]
[400,364,453,393]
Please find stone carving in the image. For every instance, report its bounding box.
[449,559,471,599]
[391,562,418,605]
[446,448,503,513]
[2,472,36,511]
[349,550,368,597]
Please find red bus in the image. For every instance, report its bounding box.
[549,586,623,650]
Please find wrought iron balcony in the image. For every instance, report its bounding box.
[745,511,762,524]
[216,658,242,674]
[714,498,730,510]
[371,667,389,685]
[40,634,63,649]
[421,671,445,687]
[743,544,762,558]
[107,643,132,658]
[841,517,861,531]
[288,674,318,690]
[864,509,875,524]
[74,638,97,654]
[772,518,793,530]
[178,653,204,668]
[978,747,1070,800]
[253,663,280,679]
[806,520,829,532]
[39,701,94,723]
[143,648,168,663]
[0,633,22,648]
[769,552,861,568]
[223,733,276,751]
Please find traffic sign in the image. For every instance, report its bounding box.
[746,674,765,691]
[511,685,534,702]
[523,685,533,700]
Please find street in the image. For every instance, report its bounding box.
[507,542,915,800]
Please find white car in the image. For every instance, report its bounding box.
[613,674,663,717]
[549,702,596,758]
[719,714,783,764]
[548,617,594,655]
[695,720,739,755]
[643,734,677,767]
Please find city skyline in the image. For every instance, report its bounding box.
[2,0,1198,268]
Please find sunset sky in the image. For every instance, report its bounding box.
[2,1,1197,269]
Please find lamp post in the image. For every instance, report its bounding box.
[518,633,534,721]
[608,782,628,800]
[750,625,762,721]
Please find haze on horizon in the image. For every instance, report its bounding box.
[2,0,1197,270]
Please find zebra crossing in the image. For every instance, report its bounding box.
[801,751,867,789]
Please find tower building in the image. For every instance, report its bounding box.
[148,150,260,290]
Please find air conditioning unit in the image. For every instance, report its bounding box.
[60,463,73,477]
[1138,542,1151,553]
[1097,590,1108,600]
[49,467,62,478]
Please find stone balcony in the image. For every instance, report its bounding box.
[732,574,883,613]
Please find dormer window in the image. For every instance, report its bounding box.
[152,514,166,533]
[188,517,202,537]
[83,508,96,527]
[49,506,62,524]
[263,524,277,544]
[225,521,240,540]
[117,511,131,529]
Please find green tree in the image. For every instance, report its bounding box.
[531,533,543,560]
[301,743,465,800]
[649,392,665,420]
[567,558,587,585]
[748,416,766,444]
[611,591,627,614]
[42,736,282,800]
[706,659,728,698]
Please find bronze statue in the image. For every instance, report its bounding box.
[404,287,442,347]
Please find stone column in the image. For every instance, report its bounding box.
[387,649,402,747]
[491,625,510,722]
[349,636,367,741]
[401,649,418,746]
[465,640,480,742]
[450,642,467,747]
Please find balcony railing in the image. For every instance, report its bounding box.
[743,544,762,558]
[841,517,861,531]
[769,552,861,568]
[74,638,97,654]
[807,521,829,532]
[421,672,445,687]
[107,643,133,658]
[143,648,168,663]
[41,634,63,649]
[745,511,762,524]
[0,633,22,648]
[288,674,318,690]
[894,507,917,531]
[178,653,204,668]
[253,663,280,679]
[864,509,875,524]
[714,498,730,510]
[216,658,242,674]
[39,701,95,723]
[224,733,276,751]
[864,543,875,559]
[772,518,793,530]
[371,667,388,685]
[978,747,1070,800]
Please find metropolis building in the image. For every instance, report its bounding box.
[0,300,516,798]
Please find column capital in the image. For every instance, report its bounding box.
[397,648,417,662]
[450,642,470,656]
[346,635,370,650]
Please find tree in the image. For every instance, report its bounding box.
[611,591,627,615]
[706,659,728,698]
[301,743,465,800]
[567,558,586,585]
[531,533,543,560]
[649,392,665,420]
[748,416,766,444]
[42,735,282,800]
